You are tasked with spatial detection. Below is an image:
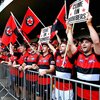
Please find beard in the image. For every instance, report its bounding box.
[83,49,88,52]
[59,50,65,54]
[82,48,92,55]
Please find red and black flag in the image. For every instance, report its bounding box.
[50,31,56,39]
[2,15,17,46]
[50,4,67,39]
[15,28,31,43]
[21,7,40,34]
[52,4,66,31]
[22,31,31,42]
[13,17,31,44]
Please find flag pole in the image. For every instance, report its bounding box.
[16,39,21,46]
[61,0,67,68]
[62,23,75,67]
[10,12,35,51]
[61,0,71,68]
[9,43,13,55]
[28,7,45,27]
[64,0,67,20]
[7,46,10,51]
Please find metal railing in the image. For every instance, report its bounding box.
[0,63,100,100]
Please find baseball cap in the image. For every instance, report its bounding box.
[41,42,49,47]
[31,42,38,47]
[79,35,92,43]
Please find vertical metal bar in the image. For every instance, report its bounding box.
[43,75,44,100]
[75,82,77,100]
[46,75,48,100]
[99,88,100,100]
[81,84,83,100]
[32,72,34,100]
[63,79,65,100]
[58,78,60,100]
[18,67,20,96]
[50,75,52,100]
[90,86,92,100]
[69,81,71,100]
[23,70,26,100]
[30,71,32,100]
[54,77,56,100]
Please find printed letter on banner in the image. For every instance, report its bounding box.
[68,0,89,24]
[39,26,51,43]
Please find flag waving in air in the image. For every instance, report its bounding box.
[21,7,40,34]
[2,15,17,46]
[56,4,66,29]
[53,4,67,31]
[50,4,67,39]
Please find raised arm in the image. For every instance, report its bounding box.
[48,42,56,55]
[66,23,77,55]
[55,31,61,44]
[86,12,100,55]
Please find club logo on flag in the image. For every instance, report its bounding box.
[21,7,40,34]
[5,26,13,36]
[26,16,34,26]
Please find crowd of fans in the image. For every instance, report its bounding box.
[0,12,100,100]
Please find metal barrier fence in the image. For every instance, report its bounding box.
[0,63,18,100]
[0,63,100,100]
[25,70,52,100]
[52,76,100,100]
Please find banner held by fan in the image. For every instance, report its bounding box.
[68,0,89,24]
[39,26,51,43]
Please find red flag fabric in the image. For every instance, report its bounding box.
[50,31,56,39]
[2,15,17,46]
[57,4,66,29]
[10,31,17,44]
[50,4,67,39]
[21,7,40,34]
[17,28,30,43]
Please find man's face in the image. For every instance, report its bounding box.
[31,45,37,51]
[42,45,49,53]
[81,39,92,53]
[19,46,26,53]
[59,43,66,54]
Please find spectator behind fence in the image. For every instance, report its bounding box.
[23,42,39,100]
[17,44,29,99]
[66,12,100,100]
[48,41,74,100]
[36,42,55,100]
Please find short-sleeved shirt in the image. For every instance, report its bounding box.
[38,53,55,85]
[55,51,73,90]
[71,50,100,100]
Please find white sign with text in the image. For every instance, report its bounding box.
[39,26,51,43]
[68,0,89,24]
